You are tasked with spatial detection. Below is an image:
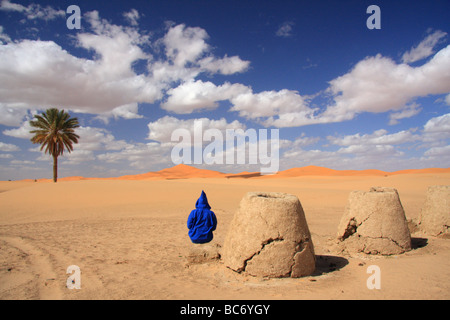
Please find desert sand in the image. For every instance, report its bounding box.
[0,165,449,300]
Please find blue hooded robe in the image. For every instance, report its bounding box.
[187,191,217,244]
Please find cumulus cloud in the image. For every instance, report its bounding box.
[222,45,450,128]
[402,30,447,64]
[0,13,249,125]
[0,0,65,21]
[323,46,450,124]
[29,124,169,170]
[75,126,128,152]
[147,116,246,145]
[158,39,449,128]
[0,103,30,126]
[420,114,450,164]
[59,126,129,165]
[229,88,318,127]
[422,113,450,145]
[0,13,161,123]
[149,23,249,85]
[389,103,422,125]
[2,118,33,139]
[199,55,250,75]
[163,24,210,67]
[423,113,450,133]
[289,133,320,148]
[123,8,140,26]
[423,144,450,157]
[162,80,250,114]
[323,128,420,163]
[97,142,171,170]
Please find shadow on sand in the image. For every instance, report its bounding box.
[313,255,349,276]
[226,173,262,179]
[411,237,428,250]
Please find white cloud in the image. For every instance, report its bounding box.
[230,88,312,120]
[337,144,400,156]
[97,142,171,170]
[21,122,171,170]
[79,11,151,77]
[402,30,447,63]
[421,142,450,167]
[24,125,131,165]
[75,126,128,152]
[0,141,20,151]
[389,103,422,125]
[421,113,450,150]
[149,23,249,84]
[423,113,450,133]
[199,54,250,75]
[0,37,159,122]
[290,133,320,148]
[0,0,65,21]
[162,80,250,114]
[281,128,424,171]
[10,159,34,165]
[2,118,33,139]
[323,46,450,124]
[163,24,210,67]
[63,149,96,165]
[446,94,450,106]
[0,26,11,44]
[328,128,420,147]
[423,144,450,157]
[223,45,450,128]
[0,15,250,124]
[123,8,140,26]
[276,21,295,38]
[0,103,30,126]
[147,116,246,145]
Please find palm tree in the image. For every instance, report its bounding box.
[29,108,80,183]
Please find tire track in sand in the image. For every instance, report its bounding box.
[0,236,64,300]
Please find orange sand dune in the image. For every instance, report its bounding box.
[272,166,450,178]
[114,163,225,180]
[275,165,341,177]
[17,164,450,182]
[114,165,450,180]
[390,168,450,175]
[156,163,226,179]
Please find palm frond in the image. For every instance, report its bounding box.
[29,108,80,157]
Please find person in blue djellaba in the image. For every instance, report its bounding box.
[187,190,217,244]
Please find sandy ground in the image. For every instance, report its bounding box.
[0,171,449,300]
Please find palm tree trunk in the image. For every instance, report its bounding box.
[53,155,58,183]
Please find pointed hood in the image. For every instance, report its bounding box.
[195,190,211,209]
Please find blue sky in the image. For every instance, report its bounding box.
[0,0,449,179]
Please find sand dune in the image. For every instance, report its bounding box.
[16,164,450,182]
[274,165,450,177]
[1,170,449,300]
